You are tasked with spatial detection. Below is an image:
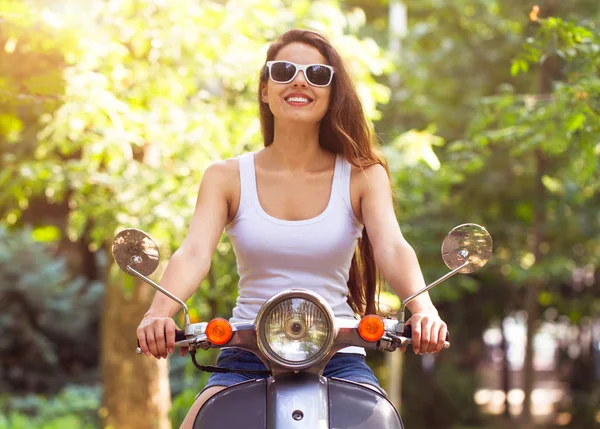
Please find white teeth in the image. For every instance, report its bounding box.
[286,97,310,103]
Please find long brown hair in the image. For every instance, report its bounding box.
[258,29,388,317]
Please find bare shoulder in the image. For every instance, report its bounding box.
[203,157,239,180]
[199,158,241,222]
[351,162,390,196]
[201,158,239,192]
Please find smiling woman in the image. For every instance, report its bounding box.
[260,42,333,126]
[137,28,447,429]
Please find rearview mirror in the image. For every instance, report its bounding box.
[112,228,160,277]
[442,223,493,273]
[111,228,192,335]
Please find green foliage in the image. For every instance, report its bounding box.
[0,385,100,429]
[0,0,392,255]
[372,2,600,426]
[2,0,600,427]
[458,14,600,293]
[0,225,103,393]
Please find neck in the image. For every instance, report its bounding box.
[266,119,327,171]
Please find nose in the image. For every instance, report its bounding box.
[292,70,308,87]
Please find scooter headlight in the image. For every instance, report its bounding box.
[256,290,335,370]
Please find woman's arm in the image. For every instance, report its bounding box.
[137,159,237,359]
[357,163,447,354]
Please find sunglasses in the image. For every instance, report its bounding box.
[265,61,335,87]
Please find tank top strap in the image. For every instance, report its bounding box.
[330,153,343,198]
[237,152,258,210]
[337,155,362,227]
[336,155,352,208]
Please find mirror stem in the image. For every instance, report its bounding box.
[126,265,192,333]
[396,260,469,333]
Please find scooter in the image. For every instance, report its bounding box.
[112,223,493,428]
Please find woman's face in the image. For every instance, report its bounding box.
[261,42,332,125]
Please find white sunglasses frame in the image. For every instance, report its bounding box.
[265,61,335,87]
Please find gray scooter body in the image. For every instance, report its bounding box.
[193,375,404,429]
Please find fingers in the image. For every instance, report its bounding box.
[154,319,168,358]
[406,314,447,355]
[137,328,151,357]
[407,316,427,354]
[416,318,431,355]
[427,323,440,354]
[165,320,176,356]
[434,324,448,353]
[409,318,422,354]
[137,317,180,359]
[146,329,160,358]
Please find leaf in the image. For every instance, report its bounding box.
[541,175,564,194]
[510,58,528,76]
[566,112,586,133]
[31,225,62,242]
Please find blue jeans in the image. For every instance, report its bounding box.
[200,348,385,396]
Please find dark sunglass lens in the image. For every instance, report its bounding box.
[306,65,332,86]
[270,62,296,82]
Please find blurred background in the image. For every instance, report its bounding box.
[0,0,599,428]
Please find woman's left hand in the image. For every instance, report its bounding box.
[405,312,448,355]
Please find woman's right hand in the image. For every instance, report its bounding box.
[137,314,180,359]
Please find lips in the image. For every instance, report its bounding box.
[284,92,314,105]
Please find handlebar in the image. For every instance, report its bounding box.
[136,329,186,354]
[136,321,450,354]
[401,324,450,342]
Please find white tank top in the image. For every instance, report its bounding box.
[226,152,365,354]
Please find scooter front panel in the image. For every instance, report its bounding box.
[266,374,329,429]
[193,375,404,429]
[194,379,267,429]
[328,378,404,429]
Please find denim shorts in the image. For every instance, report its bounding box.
[199,348,385,396]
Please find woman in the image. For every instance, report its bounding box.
[136,29,448,428]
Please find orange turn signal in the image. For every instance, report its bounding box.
[206,318,233,345]
[358,315,385,342]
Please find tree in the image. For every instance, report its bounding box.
[355,0,599,426]
[432,6,600,425]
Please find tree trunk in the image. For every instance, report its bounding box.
[521,280,541,424]
[500,317,511,418]
[388,0,407,91]
[522,3,559,421]
[385,349,404,410]
[100,263,171,429]
[521,149,546,425]
[386,0,407,408]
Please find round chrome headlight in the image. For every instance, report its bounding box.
[256,290,335,370]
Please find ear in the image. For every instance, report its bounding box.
[260,83,269,104]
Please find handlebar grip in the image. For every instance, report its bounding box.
[175,329,186,342]
[402,325,450,341]
[136,329,187,354]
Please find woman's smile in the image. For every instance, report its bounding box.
[284,92,314,107]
